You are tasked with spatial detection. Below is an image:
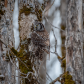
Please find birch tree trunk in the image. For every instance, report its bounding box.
[66,0,84,84]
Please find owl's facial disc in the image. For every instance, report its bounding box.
[36,23,44,31]
[33,20,45,32]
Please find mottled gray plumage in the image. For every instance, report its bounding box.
[31,20,50,60]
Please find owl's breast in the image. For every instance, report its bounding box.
[31,31,49,47]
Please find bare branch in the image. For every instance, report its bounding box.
[52,28,57,52]
[8,52,27,76]
[46,72,53,81]
[45,17,65,32]
[44,0,55,14]
[50,74,63,84]
[15,56,29,70]
[12,75,27,79]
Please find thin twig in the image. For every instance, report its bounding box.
[16,56,29,70]
[45,17,65,32]
[50,44,65,48]
[12,75,27,78]
[44,0,55,14]
[0,38,29,71]
[8,52,27,76]
[46,72,53,81]
[50,51,59,57]
[52,28,57,52]
[50,74,64,84]
[0,38,8,47]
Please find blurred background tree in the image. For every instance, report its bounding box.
[0,0,84,84]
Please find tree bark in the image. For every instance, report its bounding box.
[0,0,48,84]
[18,0,47,84]
[66,0,84,84]
[0,0,15,84]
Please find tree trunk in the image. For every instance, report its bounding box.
[18,0,47,84]
[0,0,15,84]
[0,0,48,83]
[66,0,84,84]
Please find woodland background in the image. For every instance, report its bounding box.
[0,0,84,84]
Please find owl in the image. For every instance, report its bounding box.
[31,20,50,60]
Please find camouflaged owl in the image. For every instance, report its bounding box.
[31,20,50,60]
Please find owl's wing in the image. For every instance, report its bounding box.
[31,32,47,47]
[37,30,49,47]
[31,31,50,59]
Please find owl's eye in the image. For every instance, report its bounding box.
[39,23,44,30]
[33,21,45,31]
[40,24,42,29]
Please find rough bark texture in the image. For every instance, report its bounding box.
[0,0,48,84]
[66,0,84,84]
[0,0,15,84]
[18,0,47,84]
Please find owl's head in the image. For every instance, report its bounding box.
[34,20,45,32]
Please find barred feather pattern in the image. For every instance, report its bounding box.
[31,22,50,60]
